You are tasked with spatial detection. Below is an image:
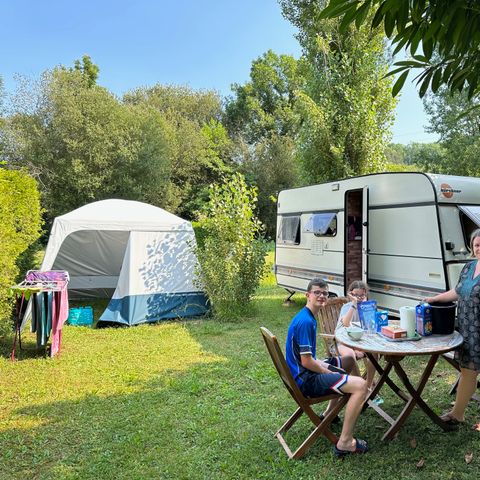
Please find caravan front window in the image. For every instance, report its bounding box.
[304,212,337,237]
[459,206,480,251]
[278,215,301,245]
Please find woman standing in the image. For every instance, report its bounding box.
[425,228,480,428]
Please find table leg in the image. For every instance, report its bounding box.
[382,354,456,440]
[365,353,409,403]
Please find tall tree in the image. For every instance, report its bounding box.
[280,0,396,182]
[124,85,233,217]
[224,50,302,236]
[319,1,480,99]
[402,142,448,173]
[3,68,173,219]
[73,54,100,87]
[423,89,480,176]
[225,50,303,143]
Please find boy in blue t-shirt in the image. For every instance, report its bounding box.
[285,278,368,456]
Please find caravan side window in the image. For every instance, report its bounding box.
[459,206,480,251]
[278,215,301,245]
[304,212,337,237]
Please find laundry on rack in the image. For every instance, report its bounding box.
[50,287,69,357]
[11,270,69,358]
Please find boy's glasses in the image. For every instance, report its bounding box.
[310,290,329,297]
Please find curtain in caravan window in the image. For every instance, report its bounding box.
[459,206,480,228]
[278,215,300,244]
[459,206,480,250]
[303,213,337,236]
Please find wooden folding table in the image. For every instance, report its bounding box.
[335,328,463,440]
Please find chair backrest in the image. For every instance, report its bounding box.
[317,297,348,355]
[260,327,306,404]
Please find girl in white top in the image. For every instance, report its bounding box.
[337,280,379,398]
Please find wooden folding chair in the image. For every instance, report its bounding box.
[317,297,348,357]
[260,327,349,459]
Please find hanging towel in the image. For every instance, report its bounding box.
[50,287,69,357]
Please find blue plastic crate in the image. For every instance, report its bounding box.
[68,306,94,326]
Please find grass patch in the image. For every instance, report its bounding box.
[1,260,479,479]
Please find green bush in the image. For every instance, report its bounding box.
[194,173,267,320]
[0,168,42,335]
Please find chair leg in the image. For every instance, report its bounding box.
[276,396,349,459]
[276,407,306,436]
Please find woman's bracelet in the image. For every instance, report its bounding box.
[350,304,357,310]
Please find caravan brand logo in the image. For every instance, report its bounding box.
[440,183,461,199]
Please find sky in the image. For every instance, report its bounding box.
[0,0,437,144]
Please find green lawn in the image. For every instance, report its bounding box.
[1,263,479,479]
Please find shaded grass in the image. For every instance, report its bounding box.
[1,259,479,479]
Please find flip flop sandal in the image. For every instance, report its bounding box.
[472,422,480,431]
[333,438,368,458]
[440,412,463,426]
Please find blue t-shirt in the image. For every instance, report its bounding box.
[286,306,317,387]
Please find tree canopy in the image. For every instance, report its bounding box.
[319,0,480,99]
[281,0,396,182]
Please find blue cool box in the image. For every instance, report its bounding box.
[67,306,94,326]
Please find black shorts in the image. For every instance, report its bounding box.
[299,357,349,397]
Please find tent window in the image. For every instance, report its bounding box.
[304,213,337,237]
[278,215,301,245]
[459,205,480,251]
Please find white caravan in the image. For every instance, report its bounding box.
[275,172,480,315]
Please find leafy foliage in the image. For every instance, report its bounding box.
[281,0,396,182]
[193,173,267,320]
[320,0,480,99]
[124,85,233,217]
[224,50,302,236]
[235,135,300,239]
[225,50,303,143]
[403,141,449,173]
[3,68,173,220]
[0,168,42,335]
[423,88,480,176]
[72,54,100,87]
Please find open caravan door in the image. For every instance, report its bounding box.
[362,186,369,285]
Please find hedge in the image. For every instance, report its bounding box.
[0,168,42,335]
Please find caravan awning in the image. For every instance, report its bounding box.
[459,205,480,228]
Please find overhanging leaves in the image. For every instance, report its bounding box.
[320,0,480,99]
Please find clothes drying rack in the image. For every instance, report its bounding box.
[10,270,69,361]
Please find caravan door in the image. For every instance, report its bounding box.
[344,189,364,293]
[362,186,369,284]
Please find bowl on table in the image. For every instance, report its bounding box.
[345,326,364,340]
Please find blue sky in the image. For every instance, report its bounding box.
[0,0,437,144]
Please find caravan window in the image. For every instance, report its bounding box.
[459,205,480,251]
[304,212,337,237]
[278,215,301,245]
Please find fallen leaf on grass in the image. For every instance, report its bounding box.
[416,459,425,469]
[465,452,473,464]
[410,437,417,448]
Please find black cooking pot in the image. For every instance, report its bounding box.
[429,302,456,335]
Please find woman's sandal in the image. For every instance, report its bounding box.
[440,412,464,426]
[333,438,368,458]
[472,422,480,431]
